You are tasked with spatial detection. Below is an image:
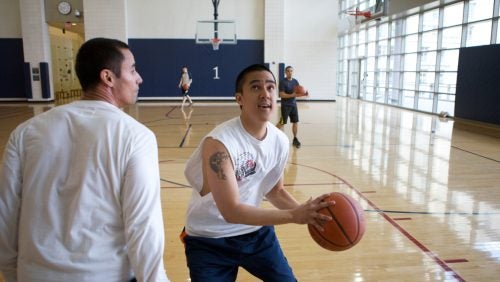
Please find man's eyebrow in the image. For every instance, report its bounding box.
[249,79,276,85]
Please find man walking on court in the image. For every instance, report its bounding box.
[181,64,334,281]
[0,38,169,281]
[178,66,194,107]
[277,65,305,148]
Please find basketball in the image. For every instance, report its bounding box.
[182,83,190,91]
[308,192,365,251]
[294,85,308,96]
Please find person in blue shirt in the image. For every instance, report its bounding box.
[276,65,304,148]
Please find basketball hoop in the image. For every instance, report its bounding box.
[338,9,372,34]
[211,38,221,50]
[346,10,372,19]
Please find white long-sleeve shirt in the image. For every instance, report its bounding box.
[0,100,169,282]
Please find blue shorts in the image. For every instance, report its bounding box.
[184,226,296,282]
[279,105,299,124]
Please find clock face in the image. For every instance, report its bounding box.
[58,1,72,15]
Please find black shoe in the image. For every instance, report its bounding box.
[293,137,301,148]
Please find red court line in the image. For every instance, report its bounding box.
[284,182,343,187]
[393,217,412,221]
[444,259,469,263]
[290,162,465,282]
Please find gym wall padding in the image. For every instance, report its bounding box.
[129,38,264,100]
[0,38,26,99]
[455,44,500,125]
[40,62,51,99]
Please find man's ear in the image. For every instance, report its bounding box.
[235,92,243,106]
[100,69,113,86]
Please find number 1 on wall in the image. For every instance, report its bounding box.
[213,66,220,80]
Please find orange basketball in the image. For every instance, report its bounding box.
[294,85,308,96]
[182,83,190,91]
[308,192,365,251]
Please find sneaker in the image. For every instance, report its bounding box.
[292,137,301,148]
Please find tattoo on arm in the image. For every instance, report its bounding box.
[209,151,230,180]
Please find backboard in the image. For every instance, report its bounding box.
[338,0,387,34]
[356,0,387,22]
[195,20,237,46]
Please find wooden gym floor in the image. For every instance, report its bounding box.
[1,97,500,281]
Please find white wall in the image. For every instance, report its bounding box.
[0,0,22,37]
[127,0,264,39]
[84,0,127,42]
[284,0,338,100]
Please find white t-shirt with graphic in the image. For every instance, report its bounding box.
[184,117,289,238]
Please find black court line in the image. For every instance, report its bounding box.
[179,124,192,147]
[160,178,190,188]
[451,145,500,163]
[140,106,180,125]
[165,106,178,118]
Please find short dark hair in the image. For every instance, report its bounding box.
[285,66,293,71]
[235,64,276,94]
[75,38,130,91]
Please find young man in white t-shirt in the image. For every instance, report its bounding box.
[182,64,335,281]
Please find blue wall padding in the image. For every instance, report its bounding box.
[23,62,32,99]
[39,62,51,99]
[0,38,26,99]
[455,44,500,125]
[128,39,264,99]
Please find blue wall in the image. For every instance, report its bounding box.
[128,39,264,99]
[455,44,500,125]
[0,38,26,99]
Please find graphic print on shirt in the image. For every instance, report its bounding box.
[234,152,257,181]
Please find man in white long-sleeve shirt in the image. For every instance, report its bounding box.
[0,38,169,282]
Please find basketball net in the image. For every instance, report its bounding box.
[338,9,372,34]
[211,38,221,50]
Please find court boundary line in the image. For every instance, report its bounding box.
[290,162,466,282]
[451,145,500,163]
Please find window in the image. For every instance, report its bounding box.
[402,90,415,108]
[379,23,389,39]
[367,42,376,57]
[466,20,492,46]
[368,26,377,42]
[375,87,386,103]
[421,31,438,51]
[441,26,462,49]
[422,9,439,31]
[443,2,464,27]
[358,44,366,56]
[377,72,387,87]
[420,51,436,71]
[336,0,498,115]
[418,72,435,92]
[405,14,420,34]
[404,53,417,71]
[378,40,388,55]
[389,55,402,71]
[405,34,419,53]
[468,0,494,22]
[437,94,455,115]
[417,92,434,112]
[358,29,366,45]
[377,56,387,71]
[438,73,457,94]
[439,50,459,71]
[403,72,416,90]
